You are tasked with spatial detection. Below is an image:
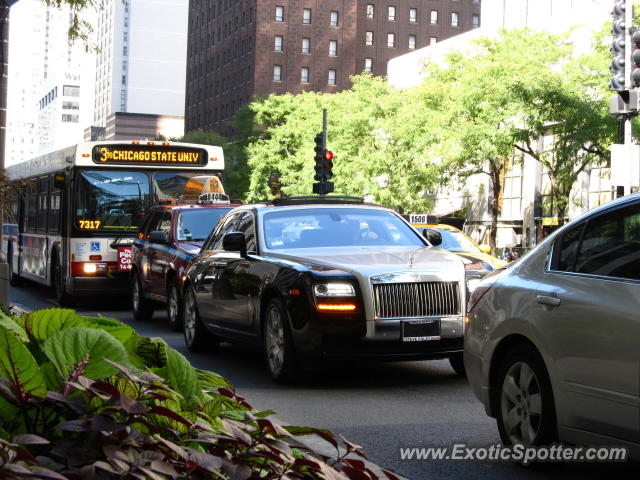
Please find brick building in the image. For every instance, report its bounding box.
[185,0,481,135]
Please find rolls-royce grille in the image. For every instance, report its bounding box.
[373,282,460,318]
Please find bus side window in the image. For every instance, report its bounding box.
[26,185,38,234]
[49,174,61,234]
[37,177,48,233]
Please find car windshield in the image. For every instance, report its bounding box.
[176,208,232,242]
[263,207,425,249]
[437,229,481,253]
[74,170,150,231]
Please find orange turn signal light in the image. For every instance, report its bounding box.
[317,303,356,312]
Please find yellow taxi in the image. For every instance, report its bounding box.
[409,218,506,272]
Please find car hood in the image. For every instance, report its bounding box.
[454,252,506,270]
[175,241,203,256]
[269,245,464,281]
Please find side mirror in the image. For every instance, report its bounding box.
[149,231,168,244]
[480,245,491,254]
[53,173,65,189]
[422,228,442,247]
[223,231,247,257]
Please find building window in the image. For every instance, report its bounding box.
[387,33,395,48]
[388,6,396,21]
[329,40,337,56]
[588,166,612,209]
[63,85,80,97]
[302,37,310,54]
[364,58,373,73]
[500,155,524,221]
[409,8,418,23]
[273,65,282,81]
[366,4,375,19]
[61,114,79,123]
[472,0,480,3]
[330,10,339,27]
[408,34,416,50]
[472,14,480,28]
[275,6,284,22]
[301,67,309,84]
[451,12,459,27]
[274,35,283,52]
[365,31,374,46]
[303,8,312,24]
[430,10,438,25]
[328,69,336,85]
[430,37,437,45]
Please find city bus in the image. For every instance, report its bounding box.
[6,140,225,304]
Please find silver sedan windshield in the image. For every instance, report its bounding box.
[263,208,425,249]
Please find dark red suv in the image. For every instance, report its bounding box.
[130,201,239,330]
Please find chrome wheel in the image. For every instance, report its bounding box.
[184,290,197,347]
[500,361,542,445]
[132,279,141,312]
[167,281,182,331]
[265,306,285,377]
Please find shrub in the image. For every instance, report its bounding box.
[0,308,399,480]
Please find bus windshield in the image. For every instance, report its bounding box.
[153,171,224,203]
[75,170,150,231]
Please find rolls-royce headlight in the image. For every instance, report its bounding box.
[313,282,355,297]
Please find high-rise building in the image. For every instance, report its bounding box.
[185,0,481,135]
[93,0,188,129]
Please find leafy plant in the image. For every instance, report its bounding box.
[0,308,399,479]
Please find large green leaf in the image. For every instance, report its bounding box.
[164,346,201,406]
[0,311,28,342]
[80,315,138,345]
[0,327,46,402]
[43,327,129,381]
[25,309,85,343]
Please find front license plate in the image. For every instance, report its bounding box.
[402,319,441,342]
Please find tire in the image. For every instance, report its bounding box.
[263,298,298,383]
[495,344,557,447]
[52,256,73,307]
[7,246,21,287]
[166,277,183,332]
[183,285,219,353]
[449,352,466,377]
[131,271,154,321]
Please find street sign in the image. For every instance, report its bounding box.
[541,217,559,226]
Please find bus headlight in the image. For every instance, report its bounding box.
[83,263,107,274]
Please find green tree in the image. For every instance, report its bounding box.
[425,28,616,250]
[243,74,444,211]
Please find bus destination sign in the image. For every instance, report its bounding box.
[92,145,208,166]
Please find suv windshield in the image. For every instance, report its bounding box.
[176,208,232,242]
[75,170,149,231]
[263,208,424,249]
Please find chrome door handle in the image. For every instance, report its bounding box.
[536,295,561,307]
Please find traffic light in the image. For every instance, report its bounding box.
[314,133,324,181]
[322,150,334,180]
[631,29,640,88]
[611,0,627,91]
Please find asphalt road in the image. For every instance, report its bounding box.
[11,282,638,480]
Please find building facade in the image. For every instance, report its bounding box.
[93,0,188,128]
[185,0,481,135]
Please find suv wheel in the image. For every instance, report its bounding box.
[131,271,154,321]
[263,298,298,383]
[183,286,219,353]
[167,278,183,331]
[495,344,557,446]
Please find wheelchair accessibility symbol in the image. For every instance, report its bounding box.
[90,241,100,252]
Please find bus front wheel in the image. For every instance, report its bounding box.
[52,257,73,307]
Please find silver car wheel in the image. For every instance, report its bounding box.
[265,306,285,376]
[184,290,196,346]
[500,361,542,445]
[168,286,178,323]
[132,279,141,312]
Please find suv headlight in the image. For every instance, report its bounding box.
[313,282,355,297]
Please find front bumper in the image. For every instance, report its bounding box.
[70,273,130,296]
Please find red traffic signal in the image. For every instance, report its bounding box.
[324,151,334,161]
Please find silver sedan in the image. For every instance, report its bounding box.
[465,193,640,458]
